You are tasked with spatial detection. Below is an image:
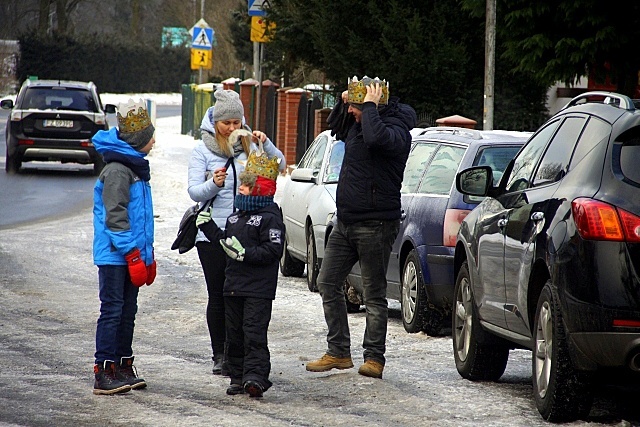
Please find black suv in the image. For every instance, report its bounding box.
[1,79,115,174]
[453,92,640,422]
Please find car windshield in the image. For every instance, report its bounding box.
[323,140,344,183]
[23,87,98,112]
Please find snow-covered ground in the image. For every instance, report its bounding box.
[0,94,638,426]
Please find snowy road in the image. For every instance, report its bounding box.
[0,110,638,427]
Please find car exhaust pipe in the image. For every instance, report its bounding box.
[629,350,640,372]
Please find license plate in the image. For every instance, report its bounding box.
[43,119,73,128]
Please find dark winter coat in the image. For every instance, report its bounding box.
[335,96,417,224]
[222,203,284,300]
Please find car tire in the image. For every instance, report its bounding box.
[452,260,509,381]
[93,155,105,176]
[533,282,593,422]
[279,232,305,277]
[5,150,21,174]
[306,225,319,292]
[400,250,445,336]
[344,278,361,313]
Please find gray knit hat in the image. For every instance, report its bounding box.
[212,89,244,122]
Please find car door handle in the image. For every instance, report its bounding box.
[531,211,544,222]
[498,218,508,228]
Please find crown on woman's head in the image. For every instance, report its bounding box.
[116,98,152,134]
[347,76,389,105]
[245,150,280,181]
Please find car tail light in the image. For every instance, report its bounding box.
[18,139,34,145]
[443,209,471,247]
[80,140,92,147]
[571,198,640,242]
[613,319,640,328]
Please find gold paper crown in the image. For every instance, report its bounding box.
[347,76,389,105]
[116,98,152,134]
[245,150,280,181]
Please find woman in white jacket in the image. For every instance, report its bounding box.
[187,89,285,375]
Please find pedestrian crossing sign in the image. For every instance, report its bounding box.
[191,48,212,70]
[192,27,214,50]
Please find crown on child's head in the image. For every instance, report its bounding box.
[116,98,152,134]
[245,150,280,181]
[347,76,389,105]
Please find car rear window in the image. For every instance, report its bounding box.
[22,87,98,112]
[620,138,640,184]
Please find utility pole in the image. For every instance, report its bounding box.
[483,0,496,130]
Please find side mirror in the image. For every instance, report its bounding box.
[1,99,14,110]
[104,104,116,114]
[290,167,317,184]
[456,166,493,197]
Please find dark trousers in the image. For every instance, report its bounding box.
[316,218,399,365]
[196,241,227,357]
[95,265,139,364]
[225,296,273,391]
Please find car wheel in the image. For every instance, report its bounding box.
[533,282,593,422]
[401,250,426,333]
[279,232,305,277]
[93,155,105,176]
[306,225,319,292]
[344,278,361,313]
[5,150,21,174]
[400,250,445,335]
[452,260,509,381]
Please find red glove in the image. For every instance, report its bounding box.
[125,248,147,287]
[146,260,157,286]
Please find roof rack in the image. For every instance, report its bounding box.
[562,91,635,111]
[416,126,483,140]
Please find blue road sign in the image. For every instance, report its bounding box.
[192,27,214,49]
[248,0,268,16]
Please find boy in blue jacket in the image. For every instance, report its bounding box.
[92,99,156,395]
[197,149,283,398]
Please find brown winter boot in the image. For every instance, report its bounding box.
[116,356,147,390]
[305,353,354,372]
[358,359,384,379]
[93,361,131,395]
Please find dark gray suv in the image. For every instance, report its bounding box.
[453,92,640,422]
[1,79,115,175]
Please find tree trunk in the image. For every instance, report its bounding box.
[38,0,51,36]
[131,0,140,39]
[55,0,68,34]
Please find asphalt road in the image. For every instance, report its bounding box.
[0,105,182,229]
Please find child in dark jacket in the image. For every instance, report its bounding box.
[197,149,284,398]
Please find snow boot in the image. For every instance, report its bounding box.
[93,360,131,395]
[305,353,354,372]
[358,359,384,379]
[116,356,147,389]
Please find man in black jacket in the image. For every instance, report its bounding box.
[306,76,416,379]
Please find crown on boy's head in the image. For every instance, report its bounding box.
[245,150,280,182]
[116,98,152,134]
[347,76,389,105]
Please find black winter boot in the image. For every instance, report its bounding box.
[93,360,131,395]
[212,355,224,375]
[116,356,147,389]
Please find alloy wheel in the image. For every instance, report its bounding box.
[534,301,552,399]
[402,261,418,324]
[454,275,472,362]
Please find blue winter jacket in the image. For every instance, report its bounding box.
[92,128,155,266]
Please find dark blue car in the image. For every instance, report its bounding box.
[344,126,530,335]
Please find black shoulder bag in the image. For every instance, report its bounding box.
[171,157,235,254]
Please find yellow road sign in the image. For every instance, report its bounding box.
[250,16,275,43]
[191,48,212,70]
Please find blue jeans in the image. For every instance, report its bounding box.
[95,265,139,364]
[316,218,400,365]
